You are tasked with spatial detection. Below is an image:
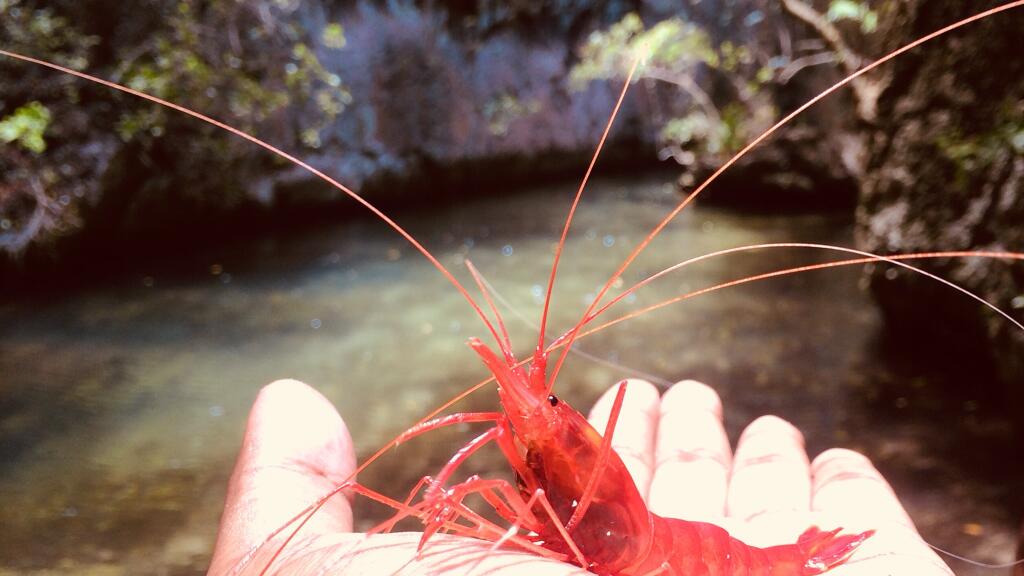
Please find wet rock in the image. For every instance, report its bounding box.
[272,2,656,203]
[856,0,1024,403]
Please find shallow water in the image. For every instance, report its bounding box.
[0,175,1016,574]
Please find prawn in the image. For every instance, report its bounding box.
[402,340,874,575]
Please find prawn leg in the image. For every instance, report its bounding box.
[391,409,591,566]
[395,412,504,444]
[566,379,630,531]
[393,409,540,491]
[382,419,531,539]
[422,476,588,568]
[346,480,560,559]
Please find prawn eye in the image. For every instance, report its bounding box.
[547,395,559,407]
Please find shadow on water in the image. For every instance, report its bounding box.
[0,174,1019,575]
[857,330,1023,575]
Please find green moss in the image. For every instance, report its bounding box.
[484,94,541,136]
[936,102,1024,191]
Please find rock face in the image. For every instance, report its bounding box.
[280,3,654,202]
[856,0,1024,396]
[228,1,860,212]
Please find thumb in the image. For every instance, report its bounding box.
[208,379,356,575]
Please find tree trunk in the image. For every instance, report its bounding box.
[856,1,1024,397]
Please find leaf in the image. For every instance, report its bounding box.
[827,0,879,34]
[322,23,346,50]
[0,101,52,153]
[827,0,862,22]
[862,11,878,33]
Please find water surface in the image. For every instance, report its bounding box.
[0,175,1015,574]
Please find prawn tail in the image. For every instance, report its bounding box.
[796,526,875,575]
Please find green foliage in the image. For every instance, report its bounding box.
[484,94,541,136]
[640,18,717,72]
[659,103,746,157]
[0,101,51,153]
[322,23,347,50]
[717,41,752,73]
[571,14,715,90]
[827,0,878,33]
[0,0,358,254]
[936,101,1024,190]
[719,103,747,155]
[659,113,723,152]
[288,42,352,147]
[0,0,98,70]
[572,13,775,160]
[113,1,351,150]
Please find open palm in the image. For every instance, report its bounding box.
[207,379,951,575]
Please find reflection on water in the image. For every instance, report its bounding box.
[0,175,1016,574]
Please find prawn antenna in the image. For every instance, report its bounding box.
[565,249,1024,351]
[575,246,1024,337]
[927,543,1024,570]
[536,54,641,355]
[475,266,672,387]
[465,259,515,365]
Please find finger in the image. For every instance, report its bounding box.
[208,379,357,575]
[272,533,585,575]
[587,379,660,499]
[811,448,914,528]
[727,415,812,541]
[647,380,731,521]
[809,449,951,574]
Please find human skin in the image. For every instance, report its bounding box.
[207,378,952,575]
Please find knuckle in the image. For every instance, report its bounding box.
[655,447,730,471]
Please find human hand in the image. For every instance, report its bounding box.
[207,378,951,575]
[585,379,952,575]
[206,379,578,576]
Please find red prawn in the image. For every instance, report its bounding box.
[432,340,873,575]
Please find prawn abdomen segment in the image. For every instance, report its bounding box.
[636,517,873,576]
[627,517,773,576]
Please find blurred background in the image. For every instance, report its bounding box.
[1,1,1022,574]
